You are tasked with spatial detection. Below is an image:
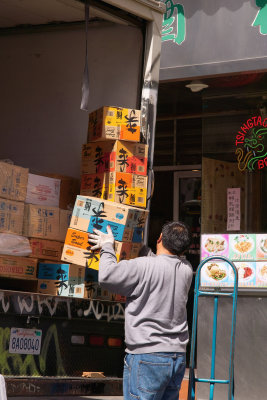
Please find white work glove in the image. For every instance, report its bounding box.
[88,226,115,251]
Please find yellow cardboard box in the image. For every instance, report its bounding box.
[88,106,141,142]
[61,227,141,269]
[23,204,60,240]
[80,172,147,208]
[0,255,37,279]
[0,162,28,202]
[81,140,148,176]
[70,196,148,243]
[29,238,64,261]
[0,198,25,235]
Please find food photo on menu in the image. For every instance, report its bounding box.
[256,262,267,287]
[200,233,267,288]
[256,234,267,260]
[200,261,230,287]
[229,233,256,261]
[201,234,229,259]
[230,262,256,287]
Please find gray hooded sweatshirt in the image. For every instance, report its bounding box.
[99,243,193,354]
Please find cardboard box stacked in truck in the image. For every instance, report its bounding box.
[81,140,148,175]
[81,139,148,208]
[87,106,141,142]
[83,107,148,209]
[0,255,37,280]
[37,262,85,297]
[80,171,147,208]
[62,106,149,302]
[42,172,80,210]
[0,161,81,295]
[0,161,28,202]
[0,162,35,282]
[62,226,142,269]
[25,173,61,207]
[29,238,64,261]
[61,196,146,268]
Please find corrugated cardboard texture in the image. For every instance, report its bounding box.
[87,106,141,142]
[81,140,148,176]
[0,162,28,202]
[26,173,60,207]
[80,171,147,208]
[62,227,142,269]
[43,173,80,210]
[0,198,25,235]
[23,204,60,240]
[0,255,37,279]
[37,263,85,297]
[37,279,58,295]
[84,282,112,300]
[57,209,72,242]
[70,196,148,243]
[29,238,63,261]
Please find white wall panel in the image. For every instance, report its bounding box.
[0,24,143,178]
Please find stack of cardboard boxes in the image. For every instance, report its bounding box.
[0,162,37,282]
[0,106,149,302]
[62,106,149,301]
[0,161,81,296]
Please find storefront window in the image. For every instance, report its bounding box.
[201,88,267,290]
[202,92,267,234]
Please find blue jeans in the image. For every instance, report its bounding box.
[123,352,186,400]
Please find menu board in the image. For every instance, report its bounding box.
[200,233,267,289]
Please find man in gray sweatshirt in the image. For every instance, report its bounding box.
[89,221,193,400]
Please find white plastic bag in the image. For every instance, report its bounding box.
[0,375,7,400]
[0,233,32,256]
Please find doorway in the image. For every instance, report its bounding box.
[173,170,201,270]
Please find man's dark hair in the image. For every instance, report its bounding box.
[161,221,191,256]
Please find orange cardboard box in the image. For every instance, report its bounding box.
[87,106,141,142]
[80,171,147,208]
[81,140,148,176]
[62,227,142,270]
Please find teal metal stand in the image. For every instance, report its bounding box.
[188,256,238,400]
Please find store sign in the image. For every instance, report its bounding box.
[252,1,267,35]
[161,1,186,45]
[235,116,267,171]
[160,1,267,80]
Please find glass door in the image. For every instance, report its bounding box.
[173,170,201,270]
[173,170,201,366]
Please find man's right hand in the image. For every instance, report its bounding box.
[88,226,115,251]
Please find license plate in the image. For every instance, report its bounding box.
[9,328,42,355]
